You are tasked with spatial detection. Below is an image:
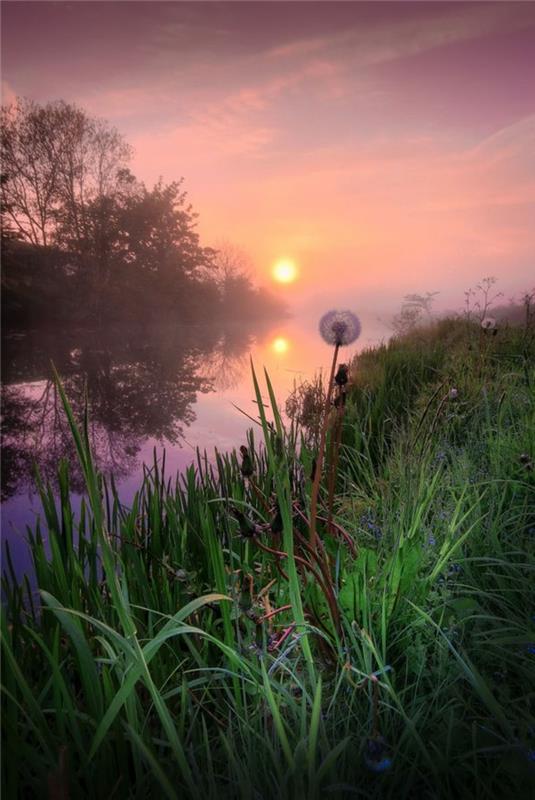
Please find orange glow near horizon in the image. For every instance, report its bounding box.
[272,259,298,284]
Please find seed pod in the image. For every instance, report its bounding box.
[270,507,283,535]
[334,363,349,387]
[239,445,254,478]
[232,509,257,538]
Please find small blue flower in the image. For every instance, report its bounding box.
[366,757,392,773]
[526,749,535,763]
[526,644,535,655]
[428,536,436,546]
[364,735,392,774]
[359,512,382,540]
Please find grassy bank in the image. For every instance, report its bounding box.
[2,317,534,799]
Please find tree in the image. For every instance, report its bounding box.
[0,173,22,240]
[1,100,61,244]
[1,98,131,249]
[115,179,215,285]
[211,242,253,297]
[463,277,503,323]
[73,167,140,288]
[210,241,287,320]
[53,110,131,256]
[392,291,439,336]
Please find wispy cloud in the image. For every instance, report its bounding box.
[266,3,535,68]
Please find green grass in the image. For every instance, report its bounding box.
[2,317,535,799]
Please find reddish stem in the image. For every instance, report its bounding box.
[268,623,297,651]
[327,393,345,532]
[254,537,340,632]
[257,604,292,624]
[309,343,340,549]
[294,503,357,558]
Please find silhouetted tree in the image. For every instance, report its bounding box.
[0,173,22,240]
[212,242,253,299]
[392,292,439,336]
[463,277,503,323]
[211,242,287,320]
[115,178,215,285]
[1,99,131,249]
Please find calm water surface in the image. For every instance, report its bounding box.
[2,313,388,582]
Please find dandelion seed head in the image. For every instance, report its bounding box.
[481,316,496,330]
[319,310,361,346]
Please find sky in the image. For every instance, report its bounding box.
[2,1,535,316]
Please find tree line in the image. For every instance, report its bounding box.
[1,98,285,327]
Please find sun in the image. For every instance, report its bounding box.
[272,258,297,284]
[272,337,289,354]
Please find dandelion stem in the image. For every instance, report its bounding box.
[326,390,344,533]
[309,342,339,549]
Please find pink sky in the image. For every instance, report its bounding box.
[2,1,534,315]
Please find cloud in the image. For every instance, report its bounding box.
[468,114,535,169]
[267,2,535,69]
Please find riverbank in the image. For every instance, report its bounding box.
[2,317,534,799]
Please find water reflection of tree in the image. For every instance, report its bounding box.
[203,326,256,391]
[1,322,259,501]
[1,382,140,500]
